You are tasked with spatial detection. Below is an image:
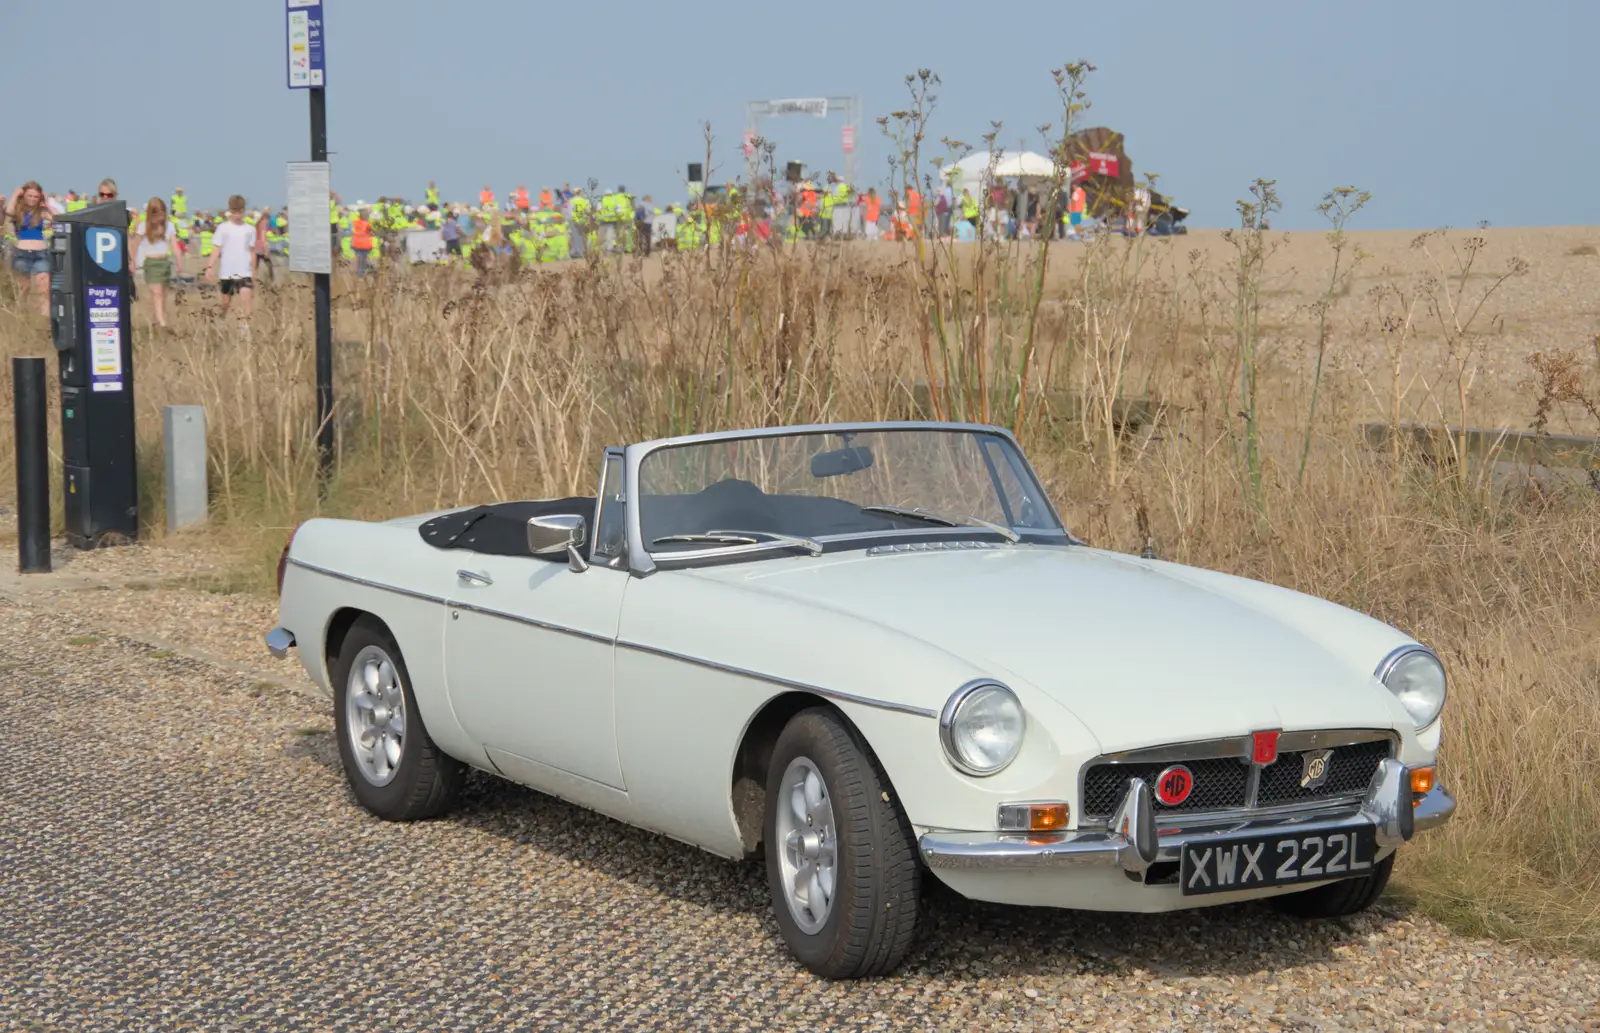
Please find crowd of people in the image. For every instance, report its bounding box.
[6,169,1160,324]
[4,178,279,325]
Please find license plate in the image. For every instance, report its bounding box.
[1179,825,1378,895]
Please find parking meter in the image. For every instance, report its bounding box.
[50,202,139,547]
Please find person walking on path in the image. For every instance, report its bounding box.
[351,208,374,275]
[634,195,654,256]
[859,188,882,240]
[6,182,52,315]
[253,205,275,284]
[441,208,462,257]
[206,195,257,318]
[132,197,178,329]
[959,188,979,229]
[1068,183,1086,240]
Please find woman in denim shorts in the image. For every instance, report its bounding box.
[6,181,53,315]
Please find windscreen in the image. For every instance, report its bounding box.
[637,428,1060,549]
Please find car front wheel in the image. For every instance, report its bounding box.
[332,616,463,821]
[763,707,921,978]
[1271,853,1395,918]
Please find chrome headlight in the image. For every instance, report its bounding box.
[1377,645,1447,729]
[940,681,1026,776]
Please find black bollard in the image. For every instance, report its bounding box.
[13,357,51,573]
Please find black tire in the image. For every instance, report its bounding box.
[332,616,463,821]
[763,707,921,979]
[1271,853,1395,919]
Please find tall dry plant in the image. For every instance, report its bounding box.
[1220,177,1282,520]
[1413,230,1529,482]
[1296,185,1370,485]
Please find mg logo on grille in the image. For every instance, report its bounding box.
[1155,764,1194,805]
[1300,748,1335,789]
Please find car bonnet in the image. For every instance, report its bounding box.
[685,546,1400,753]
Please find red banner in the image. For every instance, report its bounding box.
[841,125,856,153]
[1088,151,1120,177]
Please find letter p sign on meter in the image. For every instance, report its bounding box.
[86,228,122,273]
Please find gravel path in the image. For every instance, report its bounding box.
[1,553,1597,1031]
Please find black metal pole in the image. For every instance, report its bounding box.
[311,86,334,483]
[13,357,51,573]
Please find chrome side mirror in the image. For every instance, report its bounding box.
[528,514,589,572]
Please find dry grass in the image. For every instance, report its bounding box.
[2,213,1598,955]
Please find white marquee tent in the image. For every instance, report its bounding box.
[943,149,1059,190]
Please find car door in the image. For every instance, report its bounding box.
[443,518,628,792]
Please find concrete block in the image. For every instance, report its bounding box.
[163,405,208,532]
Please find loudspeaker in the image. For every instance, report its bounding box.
[786,161,803,183]
[687,162,704,184]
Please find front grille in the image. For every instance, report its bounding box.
[1082,758,1250,818]
[1257,739,1390,806]
[1080,736,1394,821]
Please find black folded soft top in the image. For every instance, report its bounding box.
[418,497,593,559]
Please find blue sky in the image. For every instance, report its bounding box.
[12,0,1594,229]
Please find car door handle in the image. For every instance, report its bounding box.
[456,569,493,586]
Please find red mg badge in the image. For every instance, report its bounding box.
[1252,730,1281,766]
[1154,765,1193,806]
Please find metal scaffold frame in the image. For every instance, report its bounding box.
[744,96,861,189]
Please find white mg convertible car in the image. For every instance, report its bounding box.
[267,422,1455,978]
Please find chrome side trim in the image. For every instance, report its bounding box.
[265,627,296,660]
[288,558,611,644]
[615,640,938,719]
[451,601,612,644]
[290,558,449,605]
[288,558,932,718]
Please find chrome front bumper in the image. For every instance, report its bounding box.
[920,758,1455,873]
[265,627,296,660]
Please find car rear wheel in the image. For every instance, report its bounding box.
[1271,852,1395,918]
[332,617,462,821]
[763,707,921,979]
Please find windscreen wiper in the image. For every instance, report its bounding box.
[860,505,1020,543]
[651,530,824,556]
